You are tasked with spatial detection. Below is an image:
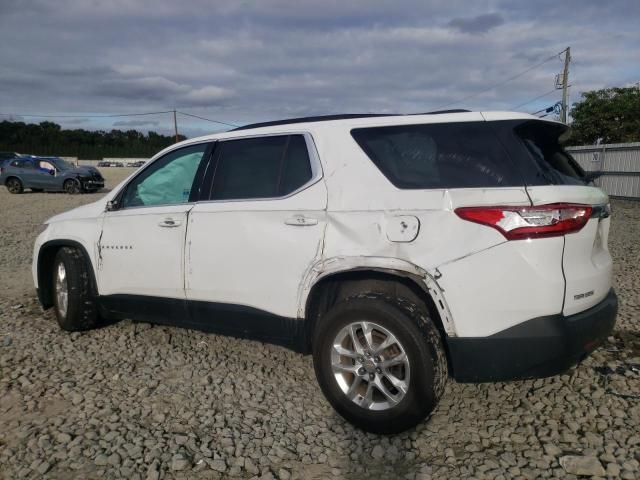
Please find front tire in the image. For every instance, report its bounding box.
[313,293,448,434]
[52,247,99,331]
[6,177,23,194]
[63,179,80,194]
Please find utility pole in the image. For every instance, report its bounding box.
[173,109,179,143]
[560,47,571,124]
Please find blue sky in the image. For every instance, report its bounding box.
[0,0,638,138]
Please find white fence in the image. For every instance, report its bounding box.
[567,142,640,200]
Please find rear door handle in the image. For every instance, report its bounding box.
[159,218,181,227]
[285,215,318,226]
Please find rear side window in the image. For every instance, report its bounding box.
[208,134,313,200]
[351,122,522,189]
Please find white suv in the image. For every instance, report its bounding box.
[33,111,617,433]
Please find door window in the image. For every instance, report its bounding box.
[38,161,56,175]
[207,134,313,200]
[120,143,209,209]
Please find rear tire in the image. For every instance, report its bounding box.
[312,293,448,434]
[52,247,99,331]
[63,179,80,194]
[6,177,23,194]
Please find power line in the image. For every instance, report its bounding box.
[432,49,566,110]
[510,88,558,110]
[0,110,173,118]
[177,111,238,128]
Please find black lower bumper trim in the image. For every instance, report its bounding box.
[447,289,618,382]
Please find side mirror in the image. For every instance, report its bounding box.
[106,200,118,212]
[49,170,55,176]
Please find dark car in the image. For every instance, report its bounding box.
[0,156,104,194]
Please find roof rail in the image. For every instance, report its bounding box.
[232,109,472,131]
[417,109,471,115]
[232,114,396,131]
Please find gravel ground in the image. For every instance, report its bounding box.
[0,173,639,480]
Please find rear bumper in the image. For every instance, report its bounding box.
[447,289,618,382]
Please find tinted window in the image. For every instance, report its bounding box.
[351,122,522,189]
[209,134,313,200]
[280,135,313,195]
[121,143,208,208]
[10,160,22,167]
[513,121,586,185]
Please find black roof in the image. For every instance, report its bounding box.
[232,110,471,131]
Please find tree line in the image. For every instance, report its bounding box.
[569,86,640,145]
[0,121,186,159]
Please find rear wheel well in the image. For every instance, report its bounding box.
[304,270,449,357]
[37,241,96,309]
[5,175,20,185]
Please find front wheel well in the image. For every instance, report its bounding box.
[303,270,449,357]
[37,241,96,309]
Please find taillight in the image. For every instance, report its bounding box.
[455,203,592,240]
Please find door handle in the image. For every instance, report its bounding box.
[284,215,318,226]
[158,218,181,227]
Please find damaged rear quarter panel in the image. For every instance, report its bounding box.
[301,126,540,337]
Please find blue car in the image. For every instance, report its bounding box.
[0,156,104,194]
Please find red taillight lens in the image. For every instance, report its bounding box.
[455,203,592,240]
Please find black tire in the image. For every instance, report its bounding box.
[6,177,23,194]
[313,293,448,434]
[63,179,80,194]
[52,247,99,331]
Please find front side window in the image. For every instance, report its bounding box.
[351,122,522,189]
[120,143,209,209]
[207,134,313,200]
[38,161,56,174]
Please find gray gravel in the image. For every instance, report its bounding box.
[0,175,639,479]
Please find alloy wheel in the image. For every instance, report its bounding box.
[7,179,21,193]
[65,180,79,194]
[331,321,410,411]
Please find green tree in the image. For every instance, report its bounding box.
[570,86,640,144]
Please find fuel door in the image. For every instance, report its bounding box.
[385,215,420,242]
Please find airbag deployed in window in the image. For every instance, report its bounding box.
[137,153,202,205]
[122,143,207,208]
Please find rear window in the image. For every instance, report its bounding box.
[510,121,586,185]
[351,122,523,189]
